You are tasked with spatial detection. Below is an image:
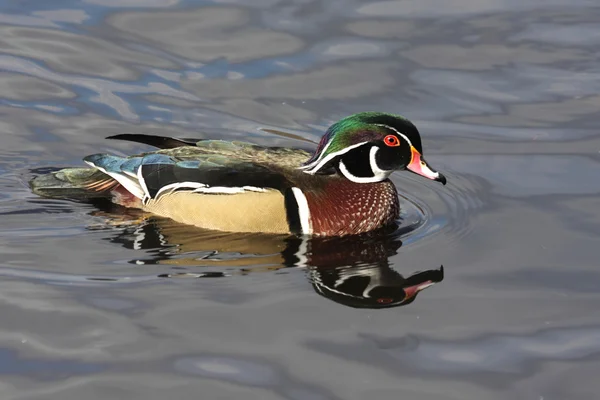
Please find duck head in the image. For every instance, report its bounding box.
[300,112,446,185]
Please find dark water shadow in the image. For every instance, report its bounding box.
[86,202,444,309]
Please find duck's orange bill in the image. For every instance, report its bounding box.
[407,146,447,185]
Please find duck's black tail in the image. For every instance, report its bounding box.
[30,134,198,200]
[106,134,199,149]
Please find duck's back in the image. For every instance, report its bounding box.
[31,137,315,235]
[152,140,311,170]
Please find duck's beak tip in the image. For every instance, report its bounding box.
[436,173,447,185]
[407,147,447,185]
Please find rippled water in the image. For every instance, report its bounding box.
[1,1,600,399]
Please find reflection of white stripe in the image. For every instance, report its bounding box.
[294,235,309,268]
[301,141,368,175]
[291,187,312,235]
[133,224,145,250]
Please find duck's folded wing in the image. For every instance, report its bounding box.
[83,153,290,203]
[107,133,312,169]
[83,152,300,234]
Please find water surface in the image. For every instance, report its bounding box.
[1,1,600,399]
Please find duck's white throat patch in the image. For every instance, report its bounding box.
[339,146,392,183]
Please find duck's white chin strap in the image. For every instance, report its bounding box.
[338,147,392,184]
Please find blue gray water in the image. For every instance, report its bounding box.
[1,1,600,399]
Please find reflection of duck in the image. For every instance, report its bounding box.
[303,232,443,309]
[31,112,446,236]
[93,209,444,309]
[308,265,443,309]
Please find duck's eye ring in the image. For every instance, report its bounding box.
[383,135,400,147]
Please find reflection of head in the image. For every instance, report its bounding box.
[308,264,444,309]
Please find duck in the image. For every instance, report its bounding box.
[30,112,446,236]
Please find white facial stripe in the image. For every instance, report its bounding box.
[301,141,369,174]
[374,124,413,148]
[369,146,389,176]
[291,187,312,235]
[298,139,333,170]
[338,147,392,183]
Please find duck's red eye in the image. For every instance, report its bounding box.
[383,135,400,147]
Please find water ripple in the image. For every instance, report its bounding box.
[0,55,199,120]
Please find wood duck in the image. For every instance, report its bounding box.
[30,112,446,236]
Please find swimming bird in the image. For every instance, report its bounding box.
[30,112,446,236]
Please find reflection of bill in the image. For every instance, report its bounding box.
[89,207,444,309]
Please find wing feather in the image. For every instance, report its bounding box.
[84,154,146,199]
[83,152,291,202]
